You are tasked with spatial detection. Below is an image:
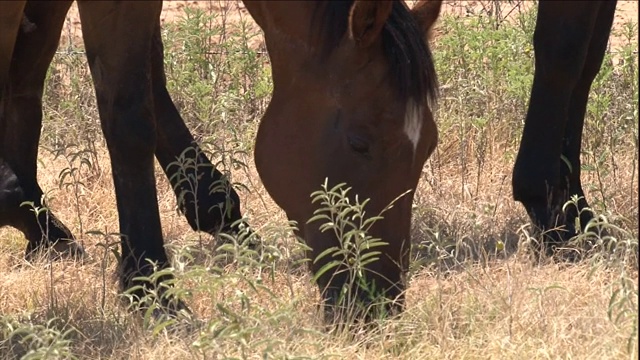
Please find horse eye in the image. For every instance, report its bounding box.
[348,135,370,156]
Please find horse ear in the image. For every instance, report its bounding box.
[348,1,393,48]
[410,0,443,38]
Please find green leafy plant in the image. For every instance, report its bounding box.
[308,179,411,324]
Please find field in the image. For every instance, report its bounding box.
[0,1,638,359]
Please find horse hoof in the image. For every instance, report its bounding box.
[52,240,86,260]
[25,240,87,262]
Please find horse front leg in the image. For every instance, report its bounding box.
[77,0,183,312]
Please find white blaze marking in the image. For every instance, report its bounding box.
[404,99,423,153]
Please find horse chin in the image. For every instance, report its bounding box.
[299,222,408,323]
[321,286,405,326]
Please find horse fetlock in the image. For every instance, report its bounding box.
[512,160,552,202]
[0,162,25,226]
[185,182,241,231]
[0,158,23,190]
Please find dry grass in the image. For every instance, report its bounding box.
[1,1,638,359]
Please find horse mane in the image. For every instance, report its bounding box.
[313,1,439,110]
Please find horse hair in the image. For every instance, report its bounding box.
[313,1,439,109]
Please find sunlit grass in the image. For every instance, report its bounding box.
[0,1,637,359]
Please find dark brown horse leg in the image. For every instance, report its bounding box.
[0,2,26,235]
[149,25,249,237]
[0,1,81,259]
[560,1,616,243]
[0,1,25,87]
[512,1,609,256]
[77,1,175,305]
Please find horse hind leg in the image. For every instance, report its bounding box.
[0,1,83,260]
[558,1,616,255]
[0,3,25,230]
[512,1,604,258]
[149,24,255,241]
[0,2,25,230]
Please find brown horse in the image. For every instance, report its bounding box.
[0,0,618,321]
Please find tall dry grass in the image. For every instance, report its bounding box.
[0,1,637,359]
